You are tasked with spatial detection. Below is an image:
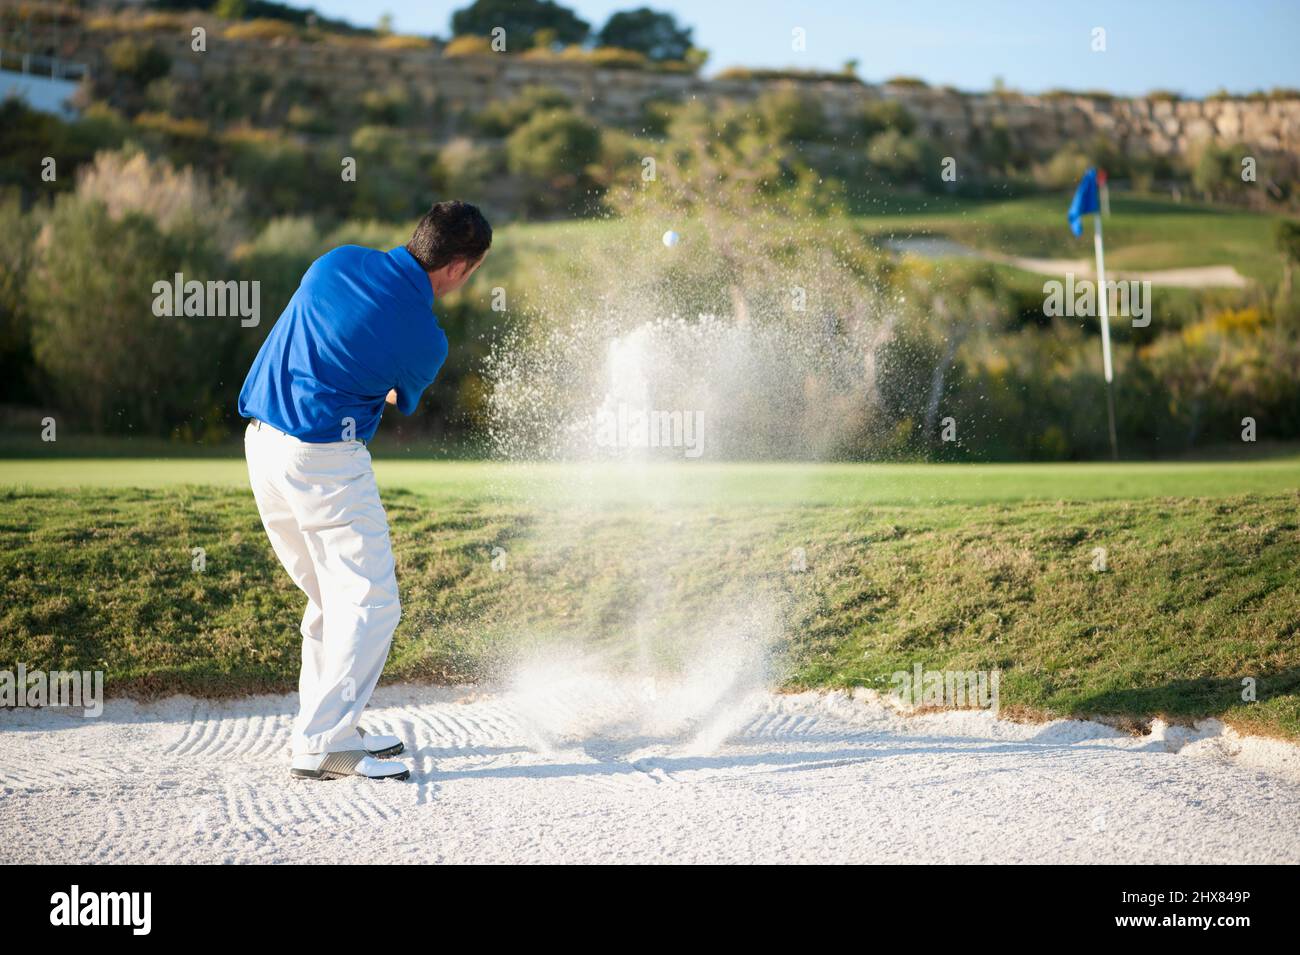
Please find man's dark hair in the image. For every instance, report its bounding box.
[406,200,492,272]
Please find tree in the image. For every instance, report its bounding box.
[0,100,82,202]
[450,0,589,49]
[506,108,601,209]
[858,99,915,138]
[29,197,229,435]
[756,88,832,143]
[1191,141,1239,201]
[866,128,933,185]
[1276,219,1300,302]
[105,37,172,86]
[214,0,249,19]
[596,7,692,62]
[0,192,38,404]
[475,85,571,136]
[26,150,241,435]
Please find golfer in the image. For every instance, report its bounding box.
[238,201,491,781]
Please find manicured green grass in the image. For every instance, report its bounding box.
[0,459,1297,739]
[495,195,1288,286]
[3,456,1299,504]
[852,195,1288,284]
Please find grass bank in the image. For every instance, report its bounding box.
[2,455,1299,502]
[1,460,1296,739]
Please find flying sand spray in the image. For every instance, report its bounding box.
[481,217,904,755]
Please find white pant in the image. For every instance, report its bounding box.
[244,421,401,756]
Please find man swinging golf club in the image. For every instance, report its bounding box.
[238,201,491,781]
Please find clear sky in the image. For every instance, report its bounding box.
[291,0,1299,96]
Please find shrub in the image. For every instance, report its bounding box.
[565,46,648,70]
[1191,141,1246,200]
[136,12,189,32]
[0,100,81,200]
[443,35,493,56]
[76,149,244,251]
[636,97,678,136]
[106,37,172,85]
[474,85,572,136]
[1274,220,1300,298]
[858,99,916,138]
[285,104,336,135]
[5,2,82,26]
[505,108,602,213]
[714,66,862,85]
[1276,220,1300,264]
[345,127,440,220]
[231,216,323,363]
[0,191,39,403]
[223,19,301,42]
[133,112,211,139]
[1034,144,1091,189]
[506,108,602,183]
[865,129,931,184]
[883,76,928,88]
[132,111,213,166]
[756,88,833,143]
[375,34,432,50]
[436,137,493,195]
[28,178,233,433]
[220,130,322,219]
[65,102,131,161]
[361,84,415,126]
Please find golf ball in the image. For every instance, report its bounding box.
[662,230,680,248]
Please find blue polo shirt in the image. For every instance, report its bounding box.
[238,246,448,442]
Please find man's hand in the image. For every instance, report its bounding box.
[385,389,397,406]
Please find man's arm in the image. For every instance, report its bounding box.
[391,334,447,416]
[385,389,397,406]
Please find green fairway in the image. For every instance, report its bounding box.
[2,456,1299,504]
[1,457,1297,740]
[851,195,1288,284]
[497,194,1287,285]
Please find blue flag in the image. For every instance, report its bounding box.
[1068,167,1100,236]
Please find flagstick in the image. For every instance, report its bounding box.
[1093,213,1119,460]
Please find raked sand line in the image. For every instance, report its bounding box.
[2,681,1298,864]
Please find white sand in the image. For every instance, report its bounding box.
[882,237,1249,288]
[3,677,1298,864]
